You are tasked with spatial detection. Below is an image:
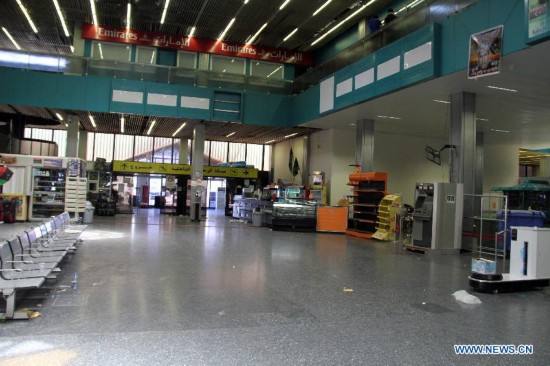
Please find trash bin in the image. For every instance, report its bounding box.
[83,201,95,224]
[497,210,546,250]
[252,209,263,227]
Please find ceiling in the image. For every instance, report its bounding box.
[304,40,550,160]
[0,0,394,55]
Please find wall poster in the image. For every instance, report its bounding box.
[468,25,503,79]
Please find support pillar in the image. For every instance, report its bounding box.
[190,124,205,221]
[355,119,374,172]
[449,92,483,251]
[78,130,87,160]
[302,135,310,186]
[65,115,79,157]
[178,138,188,164]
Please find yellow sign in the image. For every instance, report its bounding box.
[112,161,258,179]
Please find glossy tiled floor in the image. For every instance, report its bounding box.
[0,210,549,365]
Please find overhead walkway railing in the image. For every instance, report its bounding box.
[0,48,294,95]
[292,0,476,93]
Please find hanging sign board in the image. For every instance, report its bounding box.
[112,161,258,179]
[468,25,503,79]
[81,24,313,66]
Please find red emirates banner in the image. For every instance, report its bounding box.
[81,24,314,66]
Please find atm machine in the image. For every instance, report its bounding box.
[412,182,464,253]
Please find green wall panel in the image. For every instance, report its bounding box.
[158,49,177,66]
[243,93,291,126]
[291,85,320,126]
[84,77,111,111]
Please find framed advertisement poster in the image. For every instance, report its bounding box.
[468,25,503,79]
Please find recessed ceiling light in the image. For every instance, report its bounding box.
[89,115,96,128]
[90,0,98,25]
[476,118,489,121]
[377,115,402,120]
[218,18,235,41]
[120,115,125,133]
[433,99,450,104]
[283,28,298,42]
[284,132,298,138]
[247,22,268,45]
[147,120,156,135]
[16,0,38,33]
[349,123,355,126]
[279,0,292,10]
[226,132,235,137]
[65,123,69,127]
[55,113,63,121]
[160,0,171,24]
[313,0,332,16]
[311,0,374,46]
[487,85,517,92]
[2,27,21,50]
[265,139,275,144]
[172,122,186,137]
[53,0,70,37]
[126,2,132,30]
[490,128,509,133]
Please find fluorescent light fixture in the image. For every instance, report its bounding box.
[218,18,235,41]
[0,50,68,69]
[120,115,125,133]
[53,0,70,37]
[312,0,376,46]
[16,0,38,33]
[490,128,509,133]
[89,115,97,128]
[244,0,249,3]
[283,28,298,42]
[349,123,355,126]
[279,0,292,10]
[247,23,268,45]
[267,65,282,78]
[70,45,74,53]
[433,99,450,104]
[160,0,171,24]
[126,2,132,30]
[150,51,156,64]
[172,122,186,137]
[147,120,156,135]
[98,43,104,59]
[65,123,69,127]
[476,118,489,121]
[188,26,196,38]
[487,85,517,92]
[377,115,402,120]
[313,0,332,16]
[284,132,298,138]
[2,28,21,50]
[226,132,235,138]
[265,139,275,144]
[90,0,98,25]
[55,113,63,121]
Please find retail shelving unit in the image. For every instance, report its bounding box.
[346,171,387,239]
[372,194,401,241]
[31,167,66,219]
[65,177,88,219]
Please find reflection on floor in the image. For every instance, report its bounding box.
[0,208,548,365]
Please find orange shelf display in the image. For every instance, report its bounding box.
[346,171,387,239]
